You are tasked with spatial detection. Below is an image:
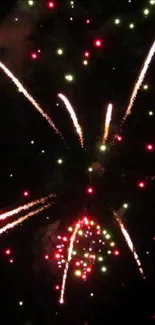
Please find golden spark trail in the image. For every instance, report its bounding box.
[0,194,55,221]
[124,40,155,119]
[103,103,113,143]
[0,61,61,136]
[59,220,81,304]
[0,204,50,235]
[113,210,145,279]
[58,93,84,147]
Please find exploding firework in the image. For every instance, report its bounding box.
[52,215,119,304]
[113,209,145,279]
[103,103,113,144]
[58,93,84,147]
[0,61,62,137]
[124,40,155,120]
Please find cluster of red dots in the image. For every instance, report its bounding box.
[4,248,14,264]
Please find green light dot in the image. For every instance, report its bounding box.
[149,0,155,5]
[28,0,34,6]
[114,18,120,24]
[143,8,150,15]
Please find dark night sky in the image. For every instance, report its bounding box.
[0,0,155,324]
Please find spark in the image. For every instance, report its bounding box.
[0,194,55,221]
[124,40,155,120]
[113,210,145,279]
[0,61,62,137]
[59,221,81,304]
[0,204,51,236]
[103,103,113,143]
[58,93,84,147]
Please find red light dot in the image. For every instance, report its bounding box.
[94,39,102,47]
[55,285,60,290]
[4,249,11,255]
[86,19,90,24]
[137,181,145,188]
[30,52,38,59]
[117,135,122,141]
[9,258,14,263]
[87,186,94,194]
[55,253,60,259]
[84,51,90,58]
[44,255,49,260]
[146,144,153,151]
[114,250,120,256]
[86,267,92,272]
[47,1,55,8]
[63,237,67,242]
[23,191,29,197]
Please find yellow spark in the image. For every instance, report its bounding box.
[59,221,81,304]
[0,204,51,235]
[0,61,62,137]
[58,93,84,147]
[103,103,113,143]
[124,40,155,119]
[0,194,54,221]
[113,210,145,279]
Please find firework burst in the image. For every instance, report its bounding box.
[52,215,119,304]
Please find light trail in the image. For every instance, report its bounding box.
[0,61,62,136]
[58,93,84,147]
[0,204,50,235]
[103,103,113,143]
[59,220,81,304]
[0,194,55,221]
[113,210,145,279]
[124,40,155,120]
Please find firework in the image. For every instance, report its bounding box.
[53,216,119,304]
[0,204,50,236]
[103,103,113,143]
[0,194,55,221]
[0,61,61,136]
[124,40,155,120]
[113,210,145,279]
[58,93,84,147]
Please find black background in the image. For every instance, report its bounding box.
[0,0,155,324]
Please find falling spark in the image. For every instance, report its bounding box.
[59,220,81,304]
[0,204,50,236]
[0,194,55,221]
[113,210,145,279]
[124,40,155,119]
[58,93,84,147]
[0,61,62,136]
[103,103,113,143]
